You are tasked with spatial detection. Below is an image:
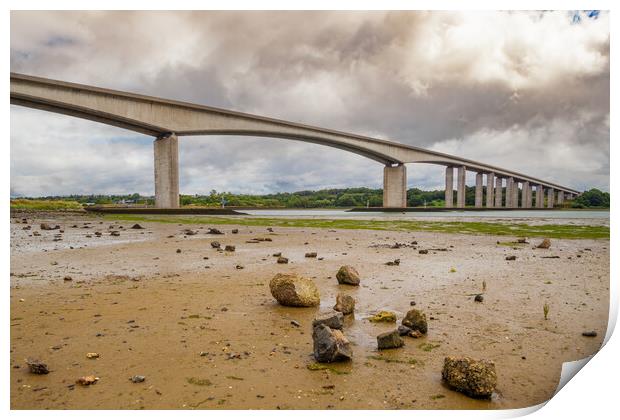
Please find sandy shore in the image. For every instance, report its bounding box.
[10,212,609,409]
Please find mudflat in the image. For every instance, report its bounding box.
[10,212,609,409]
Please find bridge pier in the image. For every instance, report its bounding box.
[547,188,555,208]
[513,181,520,208]
[383,164,407,208]
[557,191,564,205]
[495,177,503,207]
[506,177,514,208]
[445,167,454,208]
[456,166,466,208]
[522,181,531,208]
[486,172,494,208]
[154,133,180,209]
[475,172,483,208]
[535,184,544,208]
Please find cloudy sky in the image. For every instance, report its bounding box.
[10,10,609,197]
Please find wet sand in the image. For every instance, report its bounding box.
[10,212,609,409]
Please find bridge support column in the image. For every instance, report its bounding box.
[475,172,483,208]
[383,164,407,208]
[536,184,544,208]
[557,191,564,205]
[445,167,454,208]
[486,172,494,208]
[456,166,466,208]
[495,177,503,207]
[513,181,520,208]
[506,177,514,208]
[522,181,531,208]
[154,133,180,209]
[547,188,555,208]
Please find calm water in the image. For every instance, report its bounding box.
[243,209,609,220]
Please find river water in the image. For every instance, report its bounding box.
[241,209,609,226]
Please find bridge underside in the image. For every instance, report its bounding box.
[10,73,580,209]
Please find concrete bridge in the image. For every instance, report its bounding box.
[10,73,580,209]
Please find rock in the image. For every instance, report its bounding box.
[290,320,301,327]
[442,357,497,399]
[474,294,484,303]
[333,293,355,315]
[267,227,274,232]
[130,224,144,229]
[517,238,527,243]
[110,231,120,236]
[40,223,59,231]
[410,301,416,306]
[232,229,239,234]
[536,238,551,249]
[419,249,429,255]
[86,353,99,359]
[224,245,236,252]
[377,330,404,349]
[26,359,49,374]
[176,249,182,253]
[312,312,344,330]
[312,324,352,362]
[401,309,428,334]
[76,375,99,386]
[397,325,412,336]
[208,228,224,235]
[235,264,244,269]
[582,331,598,337]
[505,255,517,261]
[272,252,282,257]
[63,276,73,281]
[277,256,289,264]
[305,252,318,258]
[210,241,221,249]
[368,311,397,323]
[385,258,401,266]
[183,229,197,236]
[269,273,320,307]
[130,375,146,383]
[336,265,360,285]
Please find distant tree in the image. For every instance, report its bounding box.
[572,189,610,208]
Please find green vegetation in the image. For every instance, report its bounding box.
[186,377,212,386]
[103,214,609,239]
[10,199,83,211]
[543,303,550,320]
[368,311,397,323]
[306,363,350,374]
[571,188,610,208]
[418,343,441,352]
[367,355,422,365]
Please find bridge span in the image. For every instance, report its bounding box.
[10,73,580,208]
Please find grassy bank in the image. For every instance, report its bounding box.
[104,214,609,240]
[10,199,83,211]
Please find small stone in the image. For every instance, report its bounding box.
[505,255,517,261]
[131,224,144,229]
[397,325,412,336]
[63,276,73,281]
[582,331,597,337]
[86,353,100,359]
[312,312,344,330]
[224,245,236,252]
[442,357,497,399]
[210,241,221,249]
[76,375,99,386]
[419,249,429,255]
[333,293,355,315]
[208,228,224,235]
[110,231,120,236]
[336,265,360,286]
[312,324,352,362]
[130,375,146,383]
[235,264,244,269]
[410,301,416,306]
[231,229,239,234]
[377,330,404,349]
[536,238,551,249]
[277,256,289,264]
[305,252,318,258]
[176,249,182,253]
[290,320,301,327]
[272,252,282,257]
[474,294,484,303]
[402,309,428,334]
[26,359,49,375]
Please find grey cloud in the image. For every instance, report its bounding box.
[10,11,610,195]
